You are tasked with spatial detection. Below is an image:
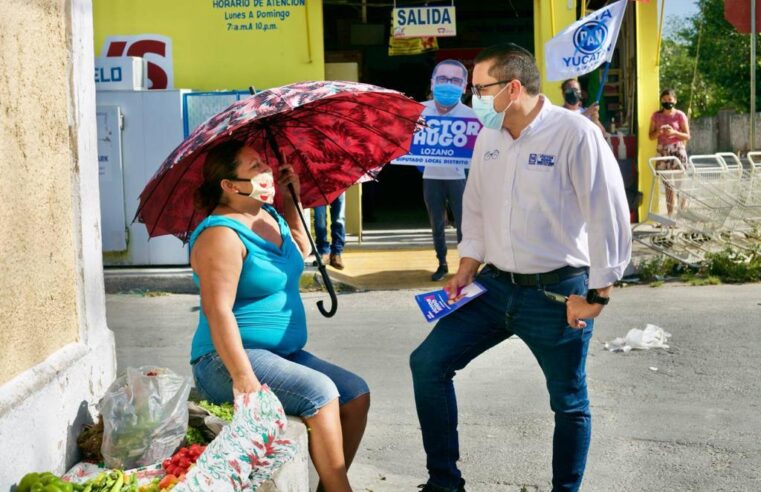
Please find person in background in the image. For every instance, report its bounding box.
[422,59,477,281]
[561,78,606,135]
[313,193,346,270]
[189,140,369,492]
[649,88,691,217]
[410,43,631,492]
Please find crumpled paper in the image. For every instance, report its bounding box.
[173,385,298,492]
[605,324,672,353]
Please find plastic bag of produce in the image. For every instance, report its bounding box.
[100,366,191,469]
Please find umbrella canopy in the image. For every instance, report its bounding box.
[135,80,424,242]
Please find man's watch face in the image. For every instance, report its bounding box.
[587,289,609,305]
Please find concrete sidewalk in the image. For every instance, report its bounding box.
[104,227,652,293]
[107,283,761,491]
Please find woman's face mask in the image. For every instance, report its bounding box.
[432,83,464,107]
[233,171,275,204]
[472,83,513,130]
[661,101,676,110]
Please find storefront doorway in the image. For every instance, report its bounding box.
[323,1,535,230]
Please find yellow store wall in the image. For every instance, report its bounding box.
[635,0,660,221]
[92,0,325,91]
[533,0,577,104]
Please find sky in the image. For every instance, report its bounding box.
[663,0,700,22]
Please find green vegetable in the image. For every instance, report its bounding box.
[17,472,74,492]
[184,426,207,445]
[198,400,234,422]
[18,472,41,492]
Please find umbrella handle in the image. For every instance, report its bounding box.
[286,184,338,318]
[315,263,338,318]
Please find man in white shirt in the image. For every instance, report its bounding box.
[422,60,477,281]
[410,43,631,492]
[561,78,606,135]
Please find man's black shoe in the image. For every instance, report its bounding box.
[417,478,465,491]
[431,264,449,282]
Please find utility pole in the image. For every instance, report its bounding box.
[752,0,757,151]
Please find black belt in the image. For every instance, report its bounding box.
[484,264,588,287]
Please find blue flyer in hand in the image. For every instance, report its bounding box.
[415,282,487,323]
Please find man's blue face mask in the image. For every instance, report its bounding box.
[472,83,512,130]
[432,83,464,107]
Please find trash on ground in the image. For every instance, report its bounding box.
[604,324,672,353]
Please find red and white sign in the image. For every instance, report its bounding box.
[725,0,761,34]
[101,35,173,90]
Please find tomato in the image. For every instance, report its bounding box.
[158,474,177,489]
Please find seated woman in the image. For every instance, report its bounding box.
[189,139,369,492]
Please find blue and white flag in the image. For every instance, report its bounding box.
[544,0,628,81]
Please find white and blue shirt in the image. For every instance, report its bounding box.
[458,96,631,288]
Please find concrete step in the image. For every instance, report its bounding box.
[258,417,309,492]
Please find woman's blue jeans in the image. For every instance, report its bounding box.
[410,265,593,492]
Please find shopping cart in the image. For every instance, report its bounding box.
[634,154,739,264]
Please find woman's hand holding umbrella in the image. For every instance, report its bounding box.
[276,162,301,201]
[275,161,311,258]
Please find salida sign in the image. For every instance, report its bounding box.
[392,6,456,39]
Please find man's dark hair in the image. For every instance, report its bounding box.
[561,78,579,92]
[474,43,541,96]
[433,59,468,82]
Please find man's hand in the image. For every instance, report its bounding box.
[444,258,481,302]
[565,285,612,329]
[582,103,600,123]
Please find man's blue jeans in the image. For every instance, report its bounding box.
[410,265,593,492]
[313,193,345,256]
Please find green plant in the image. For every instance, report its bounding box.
[636,255,691,282]
[703,248,761,283]
[681,273,722,286]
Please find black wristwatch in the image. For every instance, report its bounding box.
[586,289,610,305]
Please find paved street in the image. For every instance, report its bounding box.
[107,283,761,491]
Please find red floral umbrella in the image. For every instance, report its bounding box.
[135,81,424,317]
[135,80,424,242]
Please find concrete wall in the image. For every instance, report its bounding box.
[0,0,80,385]
[728,112,761,153]
[0,0,116,487]
[686,115,717,155]
[686,111,761,155]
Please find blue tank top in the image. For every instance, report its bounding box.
[189,206,307,362]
